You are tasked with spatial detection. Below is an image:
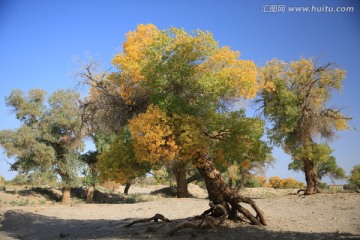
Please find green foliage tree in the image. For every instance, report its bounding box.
[348,165,360,189]
[81,24,269,225]
[0,176,5,185]
[10,173,29,186]
[258,58,351,195]
[27,170,58,187]
[81,150,99,202]
[288,154,346,184]
[0,89,85,203]
[96,128,151,194]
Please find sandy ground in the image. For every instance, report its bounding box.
[0,185,359,239]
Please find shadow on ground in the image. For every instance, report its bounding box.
[149,186,195,198]
[0,209,358,240]
[18,187,196,204]
[17,188,128,204]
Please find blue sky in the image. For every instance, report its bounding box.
[1,0,359,183]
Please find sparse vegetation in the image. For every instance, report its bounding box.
[268,176,304,189]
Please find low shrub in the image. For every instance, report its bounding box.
[269,176,304,189]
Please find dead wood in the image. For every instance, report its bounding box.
[124,213,171,227]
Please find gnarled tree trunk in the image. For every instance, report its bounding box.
[303,158,320,195]
[196,157,266,225]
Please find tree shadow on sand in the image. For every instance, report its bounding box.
[1,209,358,240]
[20,186,198,204]
[17,188,128,204]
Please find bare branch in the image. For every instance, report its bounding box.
[124,214,171,227]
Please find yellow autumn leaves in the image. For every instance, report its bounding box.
[93,24,351,170]
[128,105,210,164]
[111,24,159,104]
[101,24,260,105]
[129,105,179,163]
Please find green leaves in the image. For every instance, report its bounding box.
[348,165,360,189]
[5,89,46,125]
[259,58,349,146]
[0,89,84,186]
[96,127,151,183]
[259,58,350,189]
[85,25,268,186]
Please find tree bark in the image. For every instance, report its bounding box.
[58,172,72,204]
[86,185,95,203]
[62,186,71,204]
[124,182,131,195]
[196,157,266,226]
[303,158,319,195]
[173,161,189,198]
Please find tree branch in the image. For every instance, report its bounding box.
[124,214,171,227]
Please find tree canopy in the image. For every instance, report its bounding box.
[0,89,84,203]
[81,24,270,186]
[258,58,351,194]
[348,165,360,189]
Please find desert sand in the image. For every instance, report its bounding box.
[0,185,359,239]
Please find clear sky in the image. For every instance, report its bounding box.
[1,0,359,183]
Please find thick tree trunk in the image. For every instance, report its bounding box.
[196,158,266,226]
[62,186,71,204]
[86,185,95,203]
[173,161,189,198]
[303,158,319,195]
[58,172,72,204]
[124,182,131,195]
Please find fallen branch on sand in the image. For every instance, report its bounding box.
[124,213,171,227]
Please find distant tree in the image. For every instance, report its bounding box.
[10,173,29,186]
[96,128,151,195]
[81,150,99,203]
[224,154,275,190]
[281,178,304,189]
[27,170,58,186]
[348,165,360,189]
[0,176,5,185]
[258,58,351,195]
[268,176,283,189]
[268,176,304,189]
[0,89,85,204]
[255,176,271,187]
[288,155,346,184]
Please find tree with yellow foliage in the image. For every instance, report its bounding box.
[258,58,351,195]
[81,24,268,225]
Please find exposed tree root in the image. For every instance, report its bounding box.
[234,194,267,225]
[167,201,228,236]
[124,213,171,227]
[124,198,265,237]
[166,216,220,236]
[195,158,267,227]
